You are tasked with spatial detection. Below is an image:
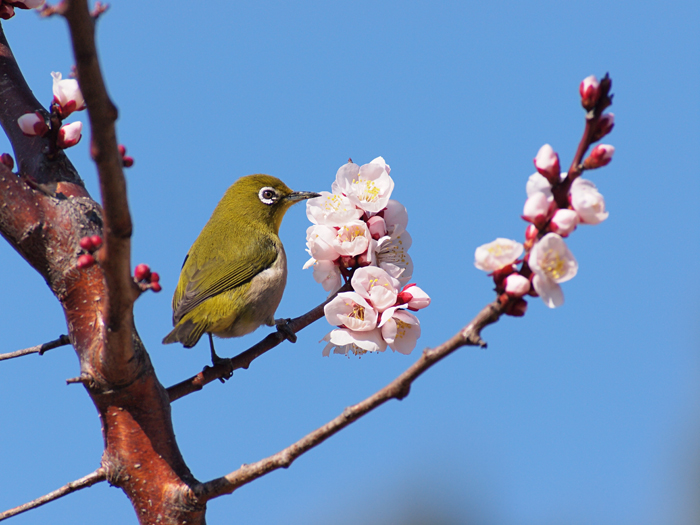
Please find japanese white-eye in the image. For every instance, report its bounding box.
[162,174,319,361]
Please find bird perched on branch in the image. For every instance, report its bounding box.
[162,174,319,364]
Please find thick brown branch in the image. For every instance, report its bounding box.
[195,299,504,501]
[0,334,70,361]
[62,0,136,381]
[167,282,353,402]
[0,468,106,522]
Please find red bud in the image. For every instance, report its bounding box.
[118,144,126,156]
[77,254,95,269]
[150,272,160,283]
[90,235,103,249]
[134,263,151,282]
[122,156,134,168]
[1,153,14,170]
[150,282,162,293]
[79,236,95,251]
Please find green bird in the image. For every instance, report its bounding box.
[162,174,319,364]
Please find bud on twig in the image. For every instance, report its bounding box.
[579,75,600,111]
[583,144,614,169]
[0,153,14,170]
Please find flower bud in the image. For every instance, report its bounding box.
[591,113,614,142]
[366,215,387,240]
[505,298,528,317]
[79,236,95,251]
[525,224,538,241]
[17,112,49,137]
[579,75,600,110]
[533,144,561,184]
[549,208,579,237]
[504,274,531,297]
[522,192,551,227]
[123,156,134,168]
[77,254,95,269]
[134,263,151,282]
[57,121,83,149]
[1,153,14,170]
[570,178,608,224]
[0,4,15,19]
[150,272,160,283]
[396,284,431,311]
[150,282,162,293]
[52,72,86,118]
[90,235,103,249]
[118,144,127,156]
[583,144,614,169]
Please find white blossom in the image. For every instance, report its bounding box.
[570,178,609,225]
[474,238,524,272]
[333,158,394,213]
[529,233,578,308]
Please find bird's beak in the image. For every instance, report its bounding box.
[284,191,321,203]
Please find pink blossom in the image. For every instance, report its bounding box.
[382,199,408,235]
[324,292,378,332]
[333,158,394,213]
[570,178,609,225]
[474,238,524,272]
[549,208,579,237]
[529,233,578,308]
[305,225,340,261]
[522,191,551,226]
[303,258,342,293]
[306,191,362,226]
[17,112,48,137]
[351,266,400,313]
[379,309,420,355]
[334,220,372,257]
[533,144,560,184]
[366,215,387,239]
[322,328,387,356]
[57,121,83,149]
[374,230,413,284]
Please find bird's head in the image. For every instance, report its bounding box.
[224,174,320,233]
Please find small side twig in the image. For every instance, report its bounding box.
[0,468,106,521]
[0,334,71,362]
[167,282,353,402]
[195,299,504,501]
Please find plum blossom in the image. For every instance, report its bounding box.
[303,258,342,292]
[585,144,615,169]
[306,191,362,226]
[379,309,421,354]
[397,283,431,310]
[333,157,394,213]
[570,178,609,224]
[374,230,413,284]
[474,238,524,272]
[322,328,387,356]
[334,220,372,257]
[382,199,408,235]
[305,225,340,262]
[529,233,578,308]
[351,266,400,313]
[52,72,86,118]
[324,292,378,332]
[522,191,551,226]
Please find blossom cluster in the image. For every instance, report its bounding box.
[474,74,614,313]
[0,0,43,20]
[304,157,430,356]
[17,71,85,149]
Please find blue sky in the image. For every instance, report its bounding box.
[0,1,698,524]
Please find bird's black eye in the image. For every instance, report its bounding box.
[258,187,278,205]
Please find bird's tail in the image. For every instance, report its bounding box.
[162,319,207,348]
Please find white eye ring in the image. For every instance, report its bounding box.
[258,187,278,205]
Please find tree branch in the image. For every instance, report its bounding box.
[0,468,106,522]
[0,334,71,361]
[195,299,504,501]
[167,282,353,402]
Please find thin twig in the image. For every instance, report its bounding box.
[0,335,71,362]
[0,468,106,521]
[167,282,353,402]
[195,299,504,501]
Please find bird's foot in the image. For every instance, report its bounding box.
[275,318,297,343]
[208,334,233,382]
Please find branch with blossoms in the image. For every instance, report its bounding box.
[475,74,613,313]
[304,157,431,357]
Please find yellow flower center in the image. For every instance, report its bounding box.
[540,249,566,280]
[352,177,381,202]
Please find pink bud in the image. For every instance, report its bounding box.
[366,215,387,240]
[549,209,579,237]
[592,113,615,141]
[57,121,83,149]
[579,75,600,110]
[584,144,615,169]
[123,156,134,168]
[150,282,162,293]
[525,224,538,241]
[505,298,528,317]
[533,144,561,184]
[522,192,551,227]
[77,253,95,269]
[118,144,127,156]
[134,263,151,282]
[17,112,49,137]
[504,274,531,297]
[1,153,14,170]
[398,284,430,310]
[51,72,86,118]
[150,272,160,283]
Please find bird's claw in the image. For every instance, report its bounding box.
[275,318,297,343]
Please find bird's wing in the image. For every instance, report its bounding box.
[172,235,279,324]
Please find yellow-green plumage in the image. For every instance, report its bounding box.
[162,174,318,352]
